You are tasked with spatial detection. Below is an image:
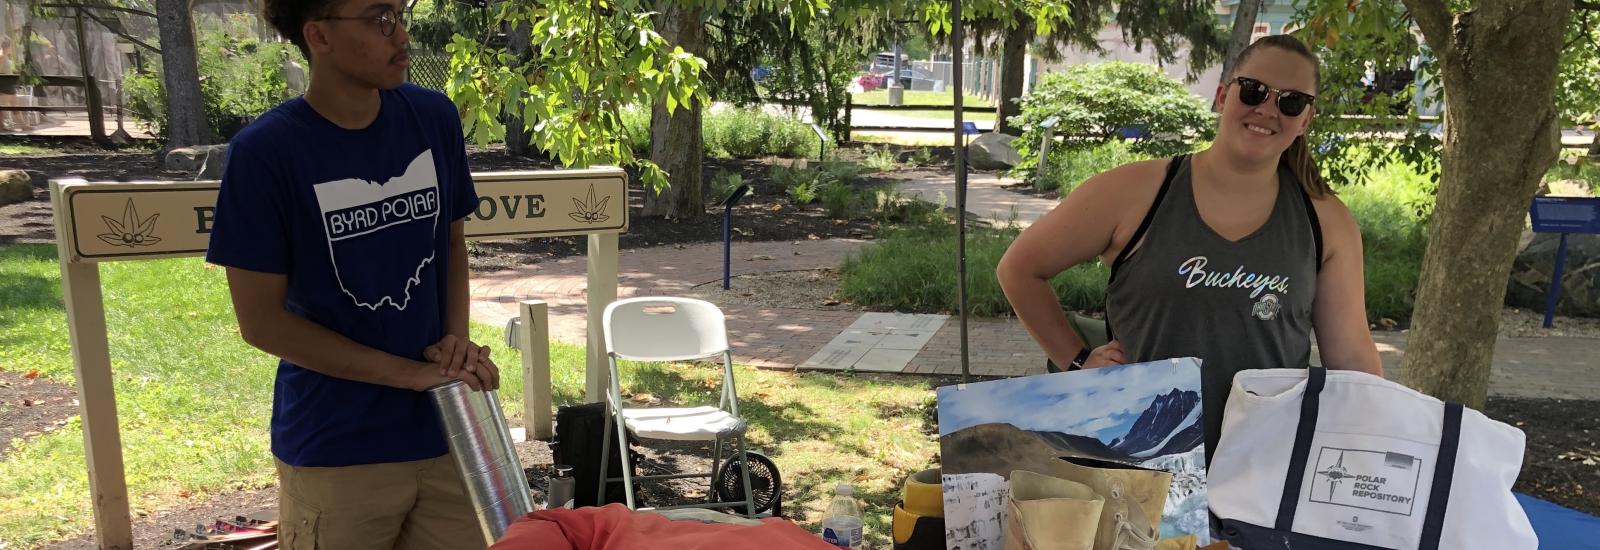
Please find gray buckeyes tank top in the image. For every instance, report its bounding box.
[1105,155,1322,461]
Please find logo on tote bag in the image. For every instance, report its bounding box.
[1310,448,1423,516]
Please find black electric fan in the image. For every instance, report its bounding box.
[713,450,783,517]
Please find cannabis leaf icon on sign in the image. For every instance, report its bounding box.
[97,199,161,248]
[569,184,611,224]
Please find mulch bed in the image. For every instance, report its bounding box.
[1484,397,1600,515]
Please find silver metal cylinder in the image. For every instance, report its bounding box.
[429,380,534,543]
[548,464,575,510]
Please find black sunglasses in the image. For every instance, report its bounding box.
[1234,77,1315,117]
[317,5,407,37]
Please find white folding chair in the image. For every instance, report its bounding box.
[597,297,758,516]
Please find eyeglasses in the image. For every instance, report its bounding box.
[1234,77,1316,117]
[317,5,406,37]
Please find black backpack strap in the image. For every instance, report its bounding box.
[1105,154,1186,342]
[1275,367,1327,530]
[1296,183,1324,274]
[1418,403,1464,550]
[1109,154,1186,285]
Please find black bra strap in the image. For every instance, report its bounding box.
[1105,154,1186,342]
[1296,181,1324,274]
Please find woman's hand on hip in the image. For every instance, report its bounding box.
[1084,340,1126,369]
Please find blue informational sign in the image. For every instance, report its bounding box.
[1527,196,1600,328]
[1529,196,1600,234]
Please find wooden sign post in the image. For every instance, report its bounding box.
[50,168,629,549]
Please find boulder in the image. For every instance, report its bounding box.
[165,144,230,180]
[0,169,30,206]
[968,132,1022,170]
[1506,231,1600,317]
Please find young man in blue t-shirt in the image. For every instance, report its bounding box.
[205,0,501,546]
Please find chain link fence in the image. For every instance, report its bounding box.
[407,51,452,93]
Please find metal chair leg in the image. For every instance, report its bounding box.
[598,409,614,505]
[735,433,757,519]
[709,435,724,502]
[613,403,638,510]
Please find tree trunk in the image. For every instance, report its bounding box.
[1399,0,1571,408]
[505,21,535,158]
[996,16,1032,136]
[1217,0,1264,103]
[643,2,705,220]
[73,8,108,146]
[155,0,210,149]
[1588,125,1599,157]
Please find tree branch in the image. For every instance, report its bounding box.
[1401,0,1454,56]
[1577,0,1600,11]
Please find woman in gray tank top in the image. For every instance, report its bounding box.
[996,35,1383,460]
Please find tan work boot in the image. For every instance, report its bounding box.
[1045,458,1175,550]
[1004,469,1104,550]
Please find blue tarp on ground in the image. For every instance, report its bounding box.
[1519,492,1600,549]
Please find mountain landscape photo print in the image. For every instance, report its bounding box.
[935,357,1209,549]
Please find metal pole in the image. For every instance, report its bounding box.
[952,0,969,382]
[723,206,733,289]
[1542,232,1570,329]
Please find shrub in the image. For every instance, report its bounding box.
[862,146,898,172]
[872,190,945,226]
[819,180,870,219]
[704,108,819,159]
[618,107,820,160]
[1545,151,1600,193]
[620,108,651,157]
[710,170,744,205]
[1338,159,1433,322]
[1031,140,1155,193]
[786,179,818,204]
[1011,62,1216,183]
[837,221,1109,316]
[124,14,299,140]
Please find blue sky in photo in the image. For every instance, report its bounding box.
[936,357,1202,441]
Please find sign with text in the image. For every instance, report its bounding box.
[54,167,629,263]
[1529,196,1600,234]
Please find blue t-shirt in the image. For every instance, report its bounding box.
[205,84,477,467]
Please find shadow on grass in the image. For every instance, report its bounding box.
[0,248,61,312]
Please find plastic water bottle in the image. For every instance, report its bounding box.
[820,483,864,548]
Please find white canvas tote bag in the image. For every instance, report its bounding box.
[1207,367,1536,549]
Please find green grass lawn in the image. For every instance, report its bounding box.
[0,245,940,548]
[852,89,992,108]
[0,144,50,155]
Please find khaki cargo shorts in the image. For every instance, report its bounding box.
[275,454,484,550]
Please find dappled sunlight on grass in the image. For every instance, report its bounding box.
[536,352,943,548]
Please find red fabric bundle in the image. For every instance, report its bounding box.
[491,504,839,550]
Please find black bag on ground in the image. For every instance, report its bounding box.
[551,401,640,508]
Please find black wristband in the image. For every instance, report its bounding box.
[1068,347,1091,371]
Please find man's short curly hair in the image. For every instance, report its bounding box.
[263,0,341,59]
